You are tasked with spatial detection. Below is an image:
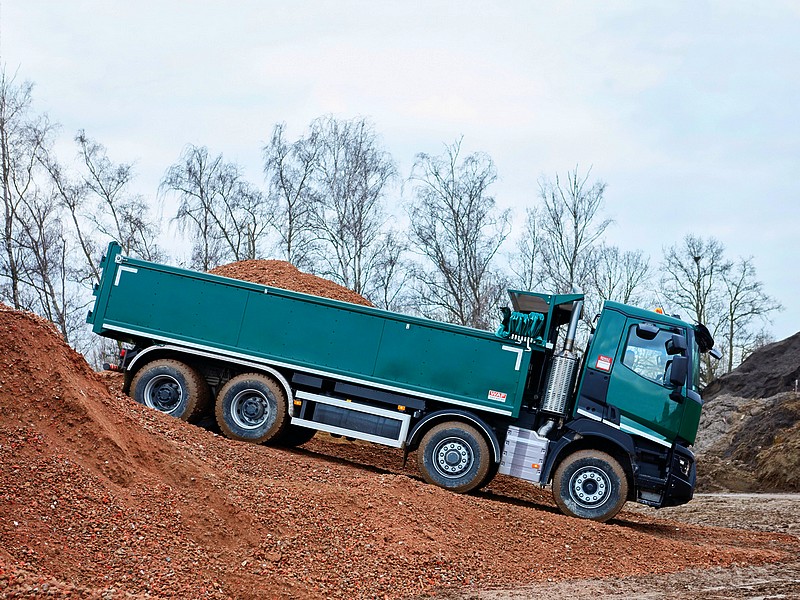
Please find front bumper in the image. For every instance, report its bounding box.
[661,444,696,507]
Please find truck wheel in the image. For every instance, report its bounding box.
[417,422,491,494]
[215,373,288,444]
[275,423,317,447]
[131,359,209,421]
[552,450,628,522]
[477,460,500,490]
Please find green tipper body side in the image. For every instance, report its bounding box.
[88,243,541,417]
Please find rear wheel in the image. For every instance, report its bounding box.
[215,373,288,444]
[417,422,491,493]
[130,359,209,421]
[552,450,628,522]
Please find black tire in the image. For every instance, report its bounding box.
[477,459,500,490]
[215,373,288,444]
[130,359,210,421]
[417,422,491,494]
[275,423,317,448]
[552,450,628,522]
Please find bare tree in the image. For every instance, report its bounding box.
[535,167,612,293]
[308,116,396,296]
[408,138,510,329]
[661,235,728,328]
[263,123,319,269]
[223,178,273,262]
[0,69,93,350]
[592,245,651,305]
[15,187,69,335]
[512,207,545,292]
[365,230,414,312]
[720,256,782,373]
[162,145,228,269]
[661,236,783,380]
[162,145,270,269]
[0,70,54,308]
[661,235,730,382]
[44,157,97,283]
[76,131,164,262]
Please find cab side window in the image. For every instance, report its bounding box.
[622,326,675,385]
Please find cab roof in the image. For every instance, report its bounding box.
[603,300,694,330]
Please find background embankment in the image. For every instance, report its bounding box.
[695,332,800,493]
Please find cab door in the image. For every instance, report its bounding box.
[605,320,687,444]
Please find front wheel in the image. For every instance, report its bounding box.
[215,373,288,444]
[417,422,491,494]
[476,459,500,490]
[552,450,628,522]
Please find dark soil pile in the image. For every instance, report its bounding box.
[0,306,795,598]
[210,260,373,307]
[695,330,800,492]
[703,332,800,400]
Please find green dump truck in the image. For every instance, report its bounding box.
[88,242,719,522]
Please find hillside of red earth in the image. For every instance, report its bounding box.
[209,260,373,307]
[1,305,797,598]
[695,331,800,493]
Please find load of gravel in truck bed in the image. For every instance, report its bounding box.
[695,331,800,493]
[210,259,373,307]
[0,304,795,599]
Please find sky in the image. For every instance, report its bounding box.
[1,1,798,341]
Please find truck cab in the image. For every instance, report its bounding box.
[504,294,710,521]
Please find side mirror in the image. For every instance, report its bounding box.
[669,356,689,387]
[666,334,687,356]
[636,322,659,340]
[709,347,723,360]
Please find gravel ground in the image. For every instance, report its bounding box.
[1,304,798,599]
[460,494,800,599]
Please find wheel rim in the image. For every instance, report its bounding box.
[143,374,183,414]
[230,389,272,430]
[432,436,474,479]
[569,466,611,509]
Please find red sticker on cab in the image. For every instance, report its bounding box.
[596,355,613,372]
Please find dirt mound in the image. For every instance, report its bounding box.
[703,332,800,400]
[694,329,800,492]
[210,260,373,306]
[758,419,800,491]
[696,393,800,492]
[695,392,800,493]
[0,306,796,598]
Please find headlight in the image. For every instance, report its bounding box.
[676,455,691,477]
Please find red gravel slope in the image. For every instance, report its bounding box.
[0,305,797,599]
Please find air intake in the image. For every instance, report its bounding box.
[541,352,580,415]
[540,299,583,416]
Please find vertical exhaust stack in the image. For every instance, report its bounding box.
[563,299,584,353]
[540,299,584,418]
